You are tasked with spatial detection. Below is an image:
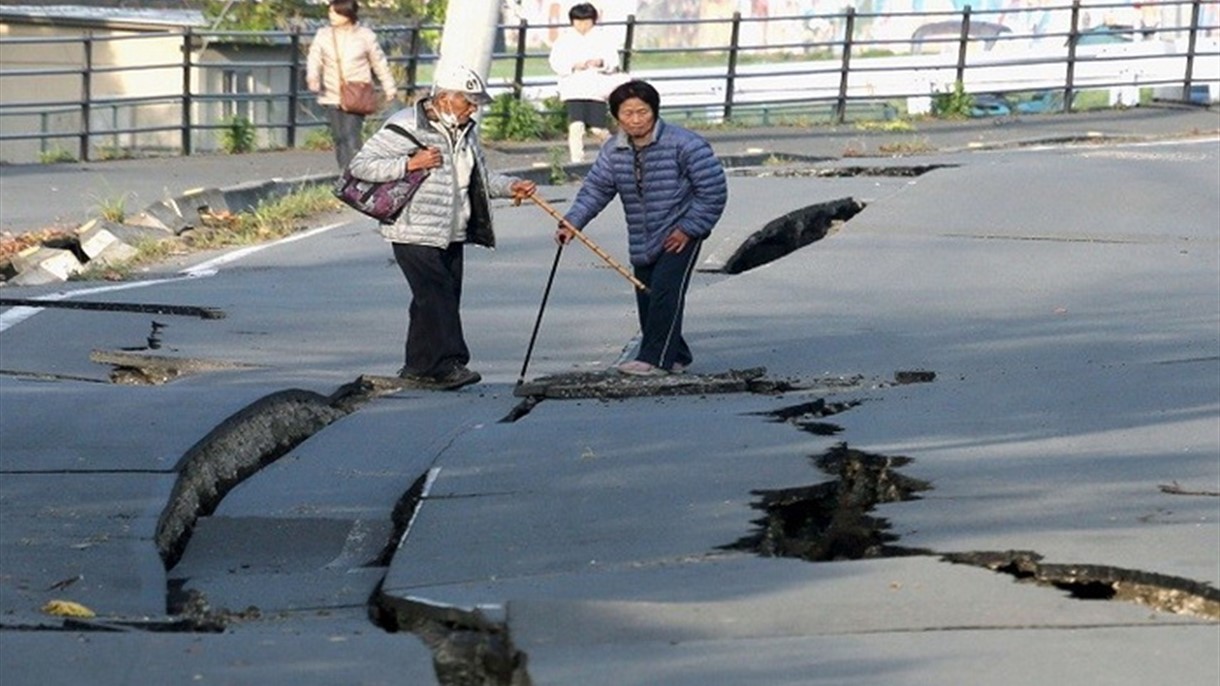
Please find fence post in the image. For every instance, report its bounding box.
[405,21,421,92]
[955,6,972,85]
[182,27,193,156]
[513,18,528,100]
[40,113,50,157]
[1183,0,1201,102]
[1063,0,1081,113]
[621,14,636,73]
[80,32,93,161]
[723,11,742,121]
[287,26,300,149]
[835,8,856,124]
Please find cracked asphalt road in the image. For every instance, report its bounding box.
[1,107,1218,685]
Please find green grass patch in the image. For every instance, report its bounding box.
[221,116,256,154]
[877,137,936,155]
[187,185,339,249]
[932,81,972,119]
[856,119,915,132]
[38,146,77,164]
[483,93,566,141]
[94,145,135,161]
[76,185,341,280]
[302,127,334,151]
[91,192,131,223]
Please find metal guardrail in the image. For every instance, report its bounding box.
[0,0,1216,163]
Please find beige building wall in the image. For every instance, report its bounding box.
[1,20,306,164]
[0,22,91,163]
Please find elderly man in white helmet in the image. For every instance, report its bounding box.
[349,63,536,390]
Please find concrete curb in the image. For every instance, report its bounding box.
[0,161,566,285]
[9,245,84,286]
[1,173,340,285]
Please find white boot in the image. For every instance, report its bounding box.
[567,121,586,164]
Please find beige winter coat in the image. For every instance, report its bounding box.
[306,24,397,107]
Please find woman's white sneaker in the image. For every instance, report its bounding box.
[617,360,668,377]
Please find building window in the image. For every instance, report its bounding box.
[222,69,253,120]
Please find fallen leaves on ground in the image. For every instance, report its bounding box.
[41,599,95,618]
[0,229,75,261]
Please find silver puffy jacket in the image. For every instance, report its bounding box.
[347,100,519,248]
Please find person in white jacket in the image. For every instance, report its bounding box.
[306,0,397,169]
[548,3,622,164]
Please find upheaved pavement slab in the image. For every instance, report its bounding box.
[0,472,172,623]
[171,391,514,612]
[699,174,910,272]
[383,392,841,595]
[0,613,435,686]
[378,134,1219,681]
[0,375,320,625]
[500,556,1213,685]
[0,377,297,472]
[520,624,1215,686]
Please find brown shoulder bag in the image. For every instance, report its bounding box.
[332,29,379,115]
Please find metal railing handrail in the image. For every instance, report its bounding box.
[0,0,1215,162]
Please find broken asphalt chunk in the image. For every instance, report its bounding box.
[513,367,768,399]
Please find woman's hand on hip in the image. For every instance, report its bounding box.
[663,228,691,253]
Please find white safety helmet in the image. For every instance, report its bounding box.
[431,63,490,103]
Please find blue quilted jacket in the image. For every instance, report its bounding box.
[563,119,728,266]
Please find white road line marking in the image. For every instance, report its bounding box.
[0,220,350,334]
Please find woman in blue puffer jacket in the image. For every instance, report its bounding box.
[560,80,728,377]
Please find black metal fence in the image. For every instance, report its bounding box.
[0,0,1215,163]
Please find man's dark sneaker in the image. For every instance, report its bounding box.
[434,365,481,390]
[394,367,446,389]
[396,367,433,383]
[393,374,439,390]
[393,365,479,390]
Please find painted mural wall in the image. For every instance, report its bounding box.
[507,0,1217,50]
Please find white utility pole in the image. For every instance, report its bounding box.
[436,0,501,81]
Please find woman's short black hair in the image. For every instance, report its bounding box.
[569,3,599,22]
[330,0,359,22]
[609,80,660,119]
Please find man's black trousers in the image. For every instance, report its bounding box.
[393,241,470,378]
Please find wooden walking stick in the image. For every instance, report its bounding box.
[526,194,649,293]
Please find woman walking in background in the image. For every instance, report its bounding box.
[307,0,397,169]
[548,2,622,164]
